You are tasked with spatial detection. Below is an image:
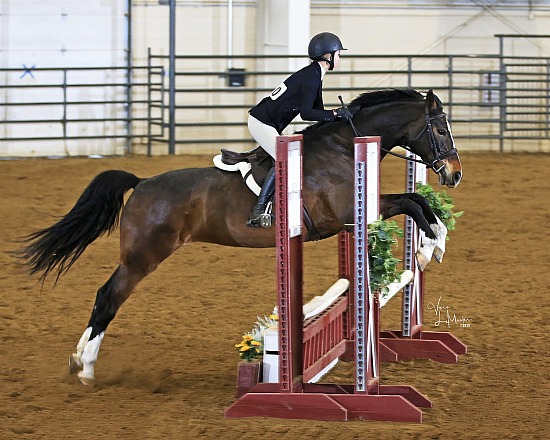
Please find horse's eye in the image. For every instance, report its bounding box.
[437,129,446,135]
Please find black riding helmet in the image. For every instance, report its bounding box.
[308,32,347,70]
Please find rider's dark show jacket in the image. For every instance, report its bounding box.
[249,62,335,134]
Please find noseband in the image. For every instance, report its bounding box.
[402,108,458,173]
[346,105,457,173]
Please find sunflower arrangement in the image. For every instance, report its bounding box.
[235,334,262,362]
[235,309,278,362]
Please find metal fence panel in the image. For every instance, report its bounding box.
[1,53,548,157]
[0,65,162,157]
[147,53,549,155]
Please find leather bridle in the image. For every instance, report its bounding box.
[345,105,458,173]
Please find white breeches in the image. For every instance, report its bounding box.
[248,115,279,159]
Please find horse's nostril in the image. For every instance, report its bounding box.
[453,171,462,185]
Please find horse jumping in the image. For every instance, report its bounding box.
[16,89,462,385]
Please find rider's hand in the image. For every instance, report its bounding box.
[334,107,353,121]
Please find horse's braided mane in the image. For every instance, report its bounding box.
[297,88,425,134]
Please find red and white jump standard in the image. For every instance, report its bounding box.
[379,152,468,362]
[225,135,431,422]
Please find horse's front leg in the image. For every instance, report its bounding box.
[398,193,448,262]
[380,194,436,239]
[379,194,438,271]
[430,216,447,263]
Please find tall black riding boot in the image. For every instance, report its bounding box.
[247,167,276,228]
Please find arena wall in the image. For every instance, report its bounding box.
[0,0,129,156]
[2,1,549,156]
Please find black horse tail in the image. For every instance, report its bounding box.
[17,170,142,283]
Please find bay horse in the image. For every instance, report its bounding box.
[17,89,461,385]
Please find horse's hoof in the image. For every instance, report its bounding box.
[434,247,444,263]
[69,353,82,375]
[77,372,95,386]
[416,252,429,271]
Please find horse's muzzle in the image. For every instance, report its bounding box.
[451,171,462,187]
[438,159,462,188]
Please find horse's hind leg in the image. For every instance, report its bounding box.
[68,263,147,385]
[67,187,187,385]
[69,328,92,374]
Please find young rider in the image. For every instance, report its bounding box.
[246,32,353,227]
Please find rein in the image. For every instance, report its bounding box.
[339,96,457,173]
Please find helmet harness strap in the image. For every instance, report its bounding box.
[319,52,336,71]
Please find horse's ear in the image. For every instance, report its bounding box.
[426,89,438,111]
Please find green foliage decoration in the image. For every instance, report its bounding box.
[416,182,463,236]
[367,218,404,297]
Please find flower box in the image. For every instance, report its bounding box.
[235,359,262,398]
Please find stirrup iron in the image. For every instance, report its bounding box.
[259,201,273,228]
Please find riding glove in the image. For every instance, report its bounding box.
[334,107,354,121]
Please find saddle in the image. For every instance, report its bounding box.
[220,146,269,166]
[219,146,273,190]
[213,147,321,240]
